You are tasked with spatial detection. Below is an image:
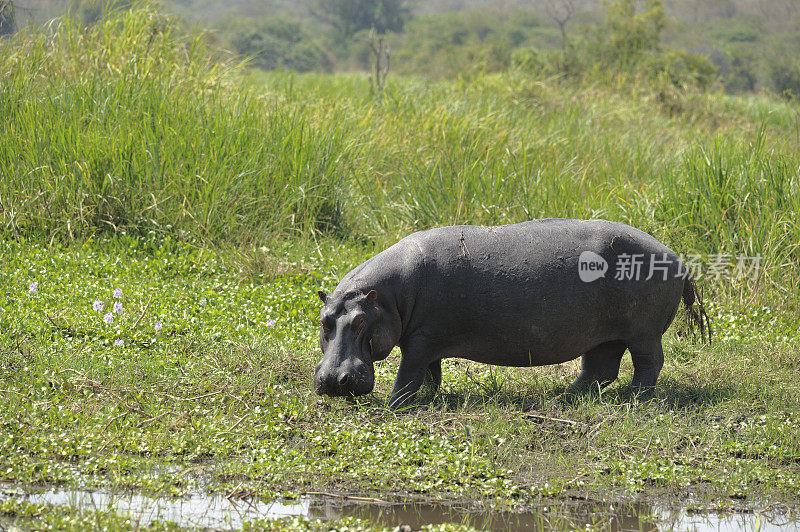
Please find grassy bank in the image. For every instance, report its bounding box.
[2,5,800,530]
[1,238,799,530]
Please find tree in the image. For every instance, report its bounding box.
[308,0,410,38]
[545,0,586,48]
[600,0,666,64]
[0,0,14,36]
[367,28,390,93]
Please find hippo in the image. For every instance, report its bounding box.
[314,219,709,408]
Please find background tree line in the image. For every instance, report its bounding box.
[6,0,800,100]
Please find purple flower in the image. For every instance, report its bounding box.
[114,339,124,347]
[200,297,207,306]
[266,319,276,327]
[154,321,163,331]
[93,300,104,311]
[103,312,113,324]
[29,282,38,293]
[113,301,123,313]
[113,288,123,299]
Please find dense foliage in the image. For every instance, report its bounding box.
[11,0,800,98]
[211,0,797,98]
[308,0,410,37]
[222,15,331,72]
[3,5,799,292]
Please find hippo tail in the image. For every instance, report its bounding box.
[681,275,712,343]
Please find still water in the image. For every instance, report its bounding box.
[2,485,798,531]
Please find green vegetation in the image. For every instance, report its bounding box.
[221,16,331,72]
[2,3,800,530]
[3,4,799,288]
[308,0,410,37]
[1,8,352,242]
[393,9,555,78]
[13,0,800,97]
[2,228,799,529]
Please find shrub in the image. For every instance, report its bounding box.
[768,57,800,101]
[392,9,546,78]
[708,17,762,44]
[510,46,549,74]
[514,0,720,92]
[716,49,758,94]
[595,0,666,67]
[645,50,717,90]
[224,16,331,73]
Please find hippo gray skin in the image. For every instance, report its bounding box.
[314,219,708,409]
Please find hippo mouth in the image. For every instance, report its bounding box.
[314,370,374,397]
[313,349,375,398]
[314,379,374,397]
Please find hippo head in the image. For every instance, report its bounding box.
[313,288,400,398]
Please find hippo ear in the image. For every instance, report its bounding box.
[318,290,328,303]
[366,290,378,304]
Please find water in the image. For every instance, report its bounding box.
[1,485,798,531]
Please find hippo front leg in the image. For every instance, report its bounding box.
[415,359,442,404]
[425,359,442,390]
[388,338,438,410]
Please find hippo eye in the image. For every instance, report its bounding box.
[321,317,333,332]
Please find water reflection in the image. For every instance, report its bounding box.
[4,487,307,529]
[331,499,658,531]
[1,485,796,531]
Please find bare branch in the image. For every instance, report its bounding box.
[545,0,585,47]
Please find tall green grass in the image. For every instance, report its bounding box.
[2,5,799,294]
[659,127,800,289]
[0,6,356,242]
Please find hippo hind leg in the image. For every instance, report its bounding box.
[567,340,626,394]
[627,337,664,391]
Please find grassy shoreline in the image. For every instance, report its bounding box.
[2,236,799,530]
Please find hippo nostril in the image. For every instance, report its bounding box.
[338,373,349,387]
